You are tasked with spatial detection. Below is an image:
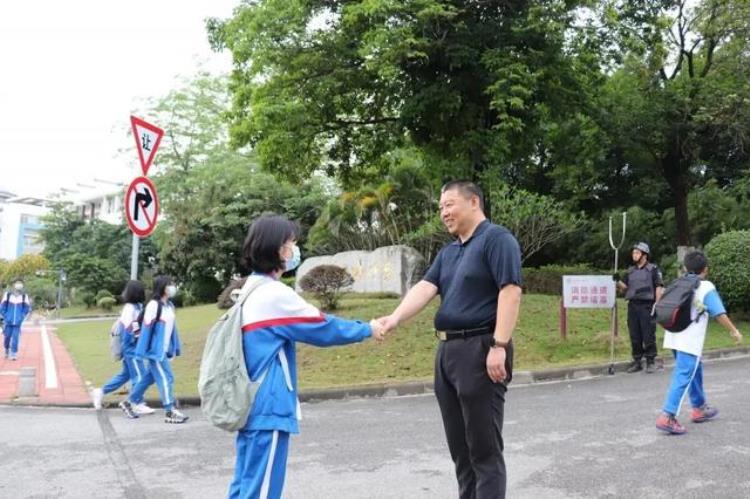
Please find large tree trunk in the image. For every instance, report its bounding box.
[662,145,691,246]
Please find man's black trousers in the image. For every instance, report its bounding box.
[627,300,657,362]
[434,335,513,499]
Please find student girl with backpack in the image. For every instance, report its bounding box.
[1,278,32,361]
[228,214,385,499]
[119,275,188,424]
[90,280,155,415]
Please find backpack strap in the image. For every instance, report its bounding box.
[236,277,272,308]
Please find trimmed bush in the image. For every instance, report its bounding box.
[78,291,96,309]
[217,278,248,309]
[95,289,114,302]
[298,265,354,311]
[705,230,750,312]
[523,265,601,295]
[97,296,116,312]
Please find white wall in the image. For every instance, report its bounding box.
[0,202,50,260]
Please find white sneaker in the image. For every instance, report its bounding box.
[91,388,103,410]
[165,409,189,424]
[133,402,156,416]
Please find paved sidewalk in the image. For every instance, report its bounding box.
[0,322,89,405]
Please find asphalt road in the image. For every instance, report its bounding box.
[1,356,749,498]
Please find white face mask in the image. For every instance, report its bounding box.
[166,285,178,298]
[285,244,301,272]
[14,283,23,291]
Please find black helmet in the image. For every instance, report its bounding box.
[632,242,650,255]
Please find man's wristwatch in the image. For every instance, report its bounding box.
[490,337,509,349]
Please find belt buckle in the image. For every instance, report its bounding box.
[435,330,448,341]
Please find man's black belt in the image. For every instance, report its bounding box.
[435,326,493,341]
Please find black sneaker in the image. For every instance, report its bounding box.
[626,360,643,373]
[119,400,139,419]
[165,409,189,424]
[645,361,656,374]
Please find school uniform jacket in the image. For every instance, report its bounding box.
[134,300,181,361]
[240,274,372,434]
[0,292,31,326]
[116,303,142,358]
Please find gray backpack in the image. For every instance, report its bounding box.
[198,277,269,432]
[109,319,123,361]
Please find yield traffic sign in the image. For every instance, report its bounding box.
[125,176,159,237]
[130,116,164,176]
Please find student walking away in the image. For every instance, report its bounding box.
[377,180,523,499]
[615,242,664,373]
[119,276,188,424]
[90,280,155,415]
[228,214,385,499]
[1,279,32,361]
[655,250,743,435]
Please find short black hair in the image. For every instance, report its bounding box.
[684,251,708,274]
[242,214,300,274]
[121,280,145,305]
[441,180,485,212]
[152,275,173,300]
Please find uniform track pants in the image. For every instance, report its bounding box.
[3,325,21,356]
[229,429,290,499]
[128,358,173,410]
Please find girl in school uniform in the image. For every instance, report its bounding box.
[229,214,385,499]
[91,280,155,415]
[119,275,188,424]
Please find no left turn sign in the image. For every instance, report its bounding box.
[125,176,159,237]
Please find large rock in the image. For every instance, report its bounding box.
[295,246,425,296]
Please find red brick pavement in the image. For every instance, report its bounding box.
[0,321,90,405]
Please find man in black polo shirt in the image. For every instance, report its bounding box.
[377,180,522,499]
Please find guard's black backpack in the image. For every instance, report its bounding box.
[653,274,703,332]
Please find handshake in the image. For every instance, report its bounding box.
[369,315,398,342]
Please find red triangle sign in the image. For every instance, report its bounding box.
[130,116,164,176]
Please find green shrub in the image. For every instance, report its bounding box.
[95,289,114,302]
[24,277,58,310]
[705,230,750,312]
[299,265,354,311]
[523,265,601,295]
[280,276,295,288]
[187,275,223,304]
[78,291,97,309]
[96,296,116,312]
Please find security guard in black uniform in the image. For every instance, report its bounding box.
[616,242,664,373]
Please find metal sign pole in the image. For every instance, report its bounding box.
[607,212,627,374]
[130,233,139,280]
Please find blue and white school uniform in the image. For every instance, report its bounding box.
[128,299,181,411]
[662,279,726,416]
[1,291,32,357]
[101,303,150,395]
[228,274,372,499]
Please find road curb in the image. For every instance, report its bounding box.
[3,346,749,409]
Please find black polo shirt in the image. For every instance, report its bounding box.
[423,220,522,331]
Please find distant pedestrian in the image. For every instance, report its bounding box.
[655,250,743,435]
[90,280,155,416]
[615,242,664,373]
[1,278,32,361]
[119,275,188,424]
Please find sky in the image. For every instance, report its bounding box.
[0,0,238,199]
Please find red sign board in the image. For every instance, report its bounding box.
[125,176,159,237]
[130,116,164,176]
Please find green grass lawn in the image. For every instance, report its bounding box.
[56,293,749,399]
